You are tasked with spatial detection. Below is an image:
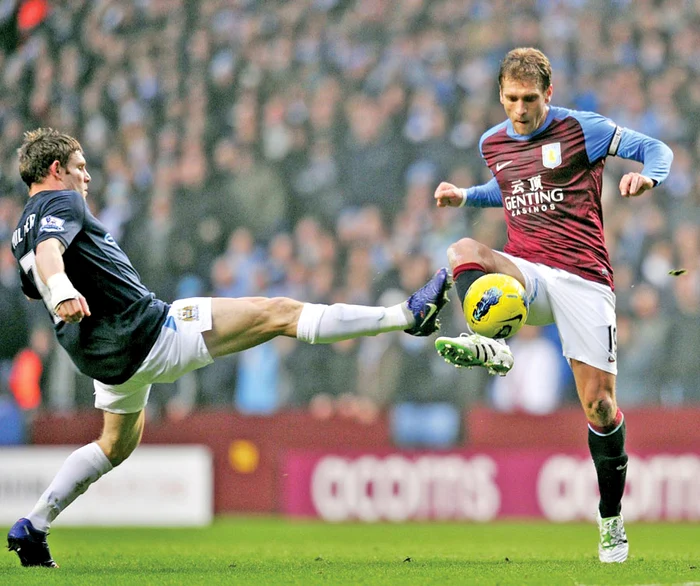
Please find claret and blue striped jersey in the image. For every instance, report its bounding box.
[464,105,673,289]
[11,189,168,384]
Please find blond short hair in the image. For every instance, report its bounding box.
[18,128,83,187]
[498,48,552,92]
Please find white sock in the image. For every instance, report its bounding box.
[296,302,412,344]
[26,442,113,532]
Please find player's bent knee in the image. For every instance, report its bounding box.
[584,395,617,428]
[262,297,304,335]
[447,238,492,269]
[448,238,480,257]
[98,433,141,466]
[101,442,138,467]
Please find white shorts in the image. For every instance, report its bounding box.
[499,253,618,374]
[94,298,215,414]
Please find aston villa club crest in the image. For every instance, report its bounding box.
[542,143,562,169]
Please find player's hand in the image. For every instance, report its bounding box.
[434,182,466,208]
[619,173,654,197]
[55,295,91,324]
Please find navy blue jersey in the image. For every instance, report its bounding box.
[11,189,168,384]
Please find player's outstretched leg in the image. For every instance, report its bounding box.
[7,518,58,568]
[404,267,453,337]
[597,512,629,563]
[434,333,513,376]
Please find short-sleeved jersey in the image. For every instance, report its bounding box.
[480,106,619,288]
[11,189,168,384]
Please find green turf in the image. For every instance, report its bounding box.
[1,517,699,585]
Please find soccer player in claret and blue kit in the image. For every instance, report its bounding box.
[433,48,673,562]
[7,128,453,568]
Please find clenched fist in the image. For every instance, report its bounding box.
[434,182,466,208]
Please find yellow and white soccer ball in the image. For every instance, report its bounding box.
[464,273,528,339]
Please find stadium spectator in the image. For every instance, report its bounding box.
[0,246,30,395]
[0,0,696,416]
[660,273,700,404]
[614,284,670,406]
[489,325,566,415]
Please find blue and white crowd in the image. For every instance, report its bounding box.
[0,0,698,425]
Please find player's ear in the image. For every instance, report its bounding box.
[49,160,62,178]
[544,85,553,104]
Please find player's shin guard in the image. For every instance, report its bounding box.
[588,411,627,518]
[453,263,486,307]
[26,442,113,532]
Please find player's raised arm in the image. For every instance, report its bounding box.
[434,181,466,208]
[435,177,503,209]
[614,128,673,197]
[619,172,655,197]
[35,237,90,323]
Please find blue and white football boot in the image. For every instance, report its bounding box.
[404,268,453,337]
[7,518,58,568]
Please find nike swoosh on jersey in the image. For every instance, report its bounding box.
[496,160,514,172]
[616,462,628,471]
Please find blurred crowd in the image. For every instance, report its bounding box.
[0,0,699,436]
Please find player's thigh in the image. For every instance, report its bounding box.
[94,297,216,414]
[490,250,528,288]
[496,252,554,326]
[547,273,617,375]
[94,378,153,414]
[449,239,528,288]
[205,296,304,357]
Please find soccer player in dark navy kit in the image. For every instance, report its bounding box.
[7,128,453,568]
[433,48,673,562]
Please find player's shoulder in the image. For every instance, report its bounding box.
[45,188,83,202]
[32,188,82,207]
[479,120,509,150]
[549,106,620,161]
[36,189,86,215]
[481,120,509,140]
[550,105,615,129]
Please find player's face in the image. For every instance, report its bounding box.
[499,77,552,136]
[58,151,91,198]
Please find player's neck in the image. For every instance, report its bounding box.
[29,178,64,197]
[534,105,551,132]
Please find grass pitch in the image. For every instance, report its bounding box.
[1,517,699,585]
